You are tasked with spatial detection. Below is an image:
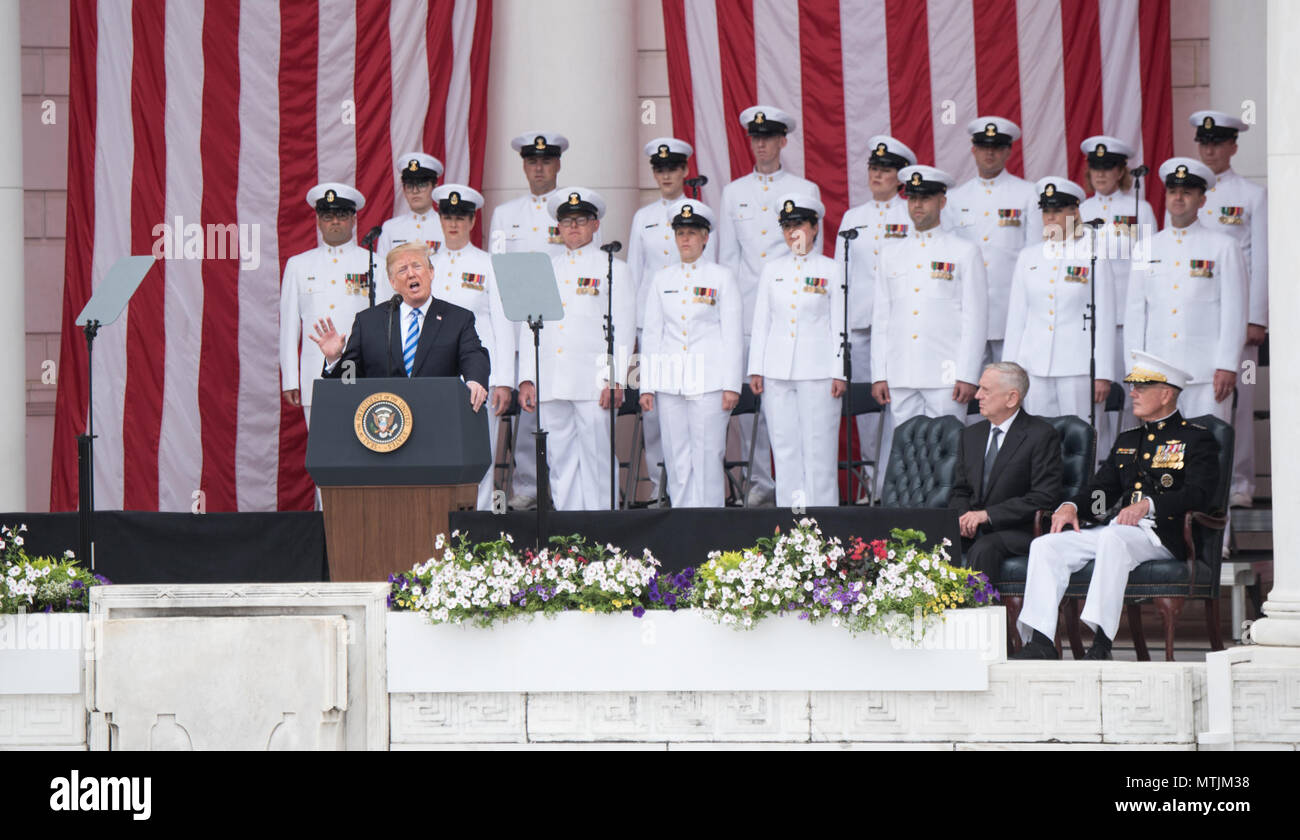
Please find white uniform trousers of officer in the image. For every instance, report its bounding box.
[477,412,503,511]
[1177,383,1233,423]
[1018,521,1172,643]
[1024,374,1090,420]
[657,391,731,508]
[736,335,776,500]
[848,328,880,497]
[875,388,965,497]
[763,379,840,508]
[636,328,665,500]
[544,399,613,511]
[1232,345,1257,498]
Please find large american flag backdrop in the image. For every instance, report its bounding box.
[51,0,492,513]
[662,0,1173,238]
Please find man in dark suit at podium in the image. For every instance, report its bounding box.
[949,361,1063,579]
[309,241,491,412]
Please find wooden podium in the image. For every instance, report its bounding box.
[306,378,491,582]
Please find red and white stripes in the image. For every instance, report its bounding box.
[664,0,1174,245]
[52,0,492,512]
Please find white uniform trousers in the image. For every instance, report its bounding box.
[762,378,840,508]
[736,336,775,500]
[1018,522,1173,643]
[657,391,731,508]
[1024,374,1090,422]
[636,329,664,499]
[848,329,881,496]
[1232,345,1257,498]
[876,387,965,497]
[1179,383,1233,423]
[544,398,613,511]
[476,412,502,511]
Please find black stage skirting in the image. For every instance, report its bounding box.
[0,511,328,584]
[449,507,962,574]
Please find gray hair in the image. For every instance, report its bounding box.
[985,361,1029,401]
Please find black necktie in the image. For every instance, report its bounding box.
[982,427,1002,499]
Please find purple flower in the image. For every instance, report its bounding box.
[681,567,695,579]
[632,606,645,618]
[663,592,677,609]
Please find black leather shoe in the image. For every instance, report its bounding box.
[1083,631,1113,660]
[1011,630,1060,660]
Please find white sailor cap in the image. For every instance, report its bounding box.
[1190,110,1248,142]
[667,198,716,229]
[776,192,824,223]
[307,182,364,212]
[547,187,607,221]
[739,105,796,136]
[866,134,917,169]
[1159,157,1216,191]
[645,137,693,166]
[511,131,569,158]
[1123,350,1191,391]
[432,184,484,215]
[899,165,956,195]
[1080,135,1134,168]
[967,115,1021,146]
[1034,176,1086,207]
[396,152,444,181]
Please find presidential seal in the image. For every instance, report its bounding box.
[354,392,413,453]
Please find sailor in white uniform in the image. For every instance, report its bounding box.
[872,166,988,489]
[279,182,389,426]
[627,137,716,502]
[517,188,635,511]
[427,184,517,511]
[1002,177,1116,422]
[717,105,821,506]
[638,200,742,508]
[836,134,914,501]
[488,131,569,510]
[376,152,444,263]
[947,116,1041,364]
[749,193,846,508]
[1125,157,1247,423]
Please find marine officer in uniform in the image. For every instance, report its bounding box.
[639,199,742,508]
[517,188,635,511]
[488,131,570,510]
[749,193,846,508]
[627,137,716,503]
[1125,158,1246,423]
[836,134,915,501]
[1002,177,1116,421]
[1014,351,1219,660]
[1188,110,1268,508]
[717,105,821,506]
[279,182,389,426]
[871,166,987,489]
[947,117,1041,363]
[376,152,444,263]
[428,184,517,510]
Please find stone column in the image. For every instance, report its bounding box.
[1250,0,1300,647]
[483,0,638,242]
[1209,0,1266,179]
[0,0,26,511]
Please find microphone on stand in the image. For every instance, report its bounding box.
[600,241,623,508]
[361,225,384,309]
[1083,217,1106,228]
[839,229,859,241]
[361,225,384,249]
[600,242,622,254]
[1130,165,1149,178]
[684,175,708,200]
[386,293,403,376]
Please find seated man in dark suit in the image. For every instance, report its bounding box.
[1013,351,1219,660]
[309,241,491,412]
[949,361,1063,580]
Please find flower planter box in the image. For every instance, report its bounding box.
[387,606,1005,694]
[0,613,88,695]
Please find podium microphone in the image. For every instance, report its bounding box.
[386,293,403,376]
[839,228,859,241]
[600,241,622,254]
[1130,165,1149,178]
[1083,217,1106,228]
[361,225,383,249]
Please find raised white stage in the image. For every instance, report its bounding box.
[1,584,1297,750]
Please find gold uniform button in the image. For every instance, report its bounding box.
[760,229,767,235]
[681,315,686,320]
[1048,325,1053,331]
[332,258,338,264]
[1143,453,1150,460]
[790,304,796,309]
[1135,481,1143,488]
[329,304,334,309]
[984,211,990,216]
[912,310,918,315]
[682,345,688,351]
[1049,279,1055,284]
[912,334,918,340]
[1172,333,1178,338]
[914,287,920,293]
[1048,294,1054,300]
[1172,309,1177,314]
[1148,434,1155,441]
[533,227,538,232]
[982,236,989,242]
[761,252,767,258]
[445,285,450,291]
[790,332,795,337]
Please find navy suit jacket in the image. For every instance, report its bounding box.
[323,297,490,386]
